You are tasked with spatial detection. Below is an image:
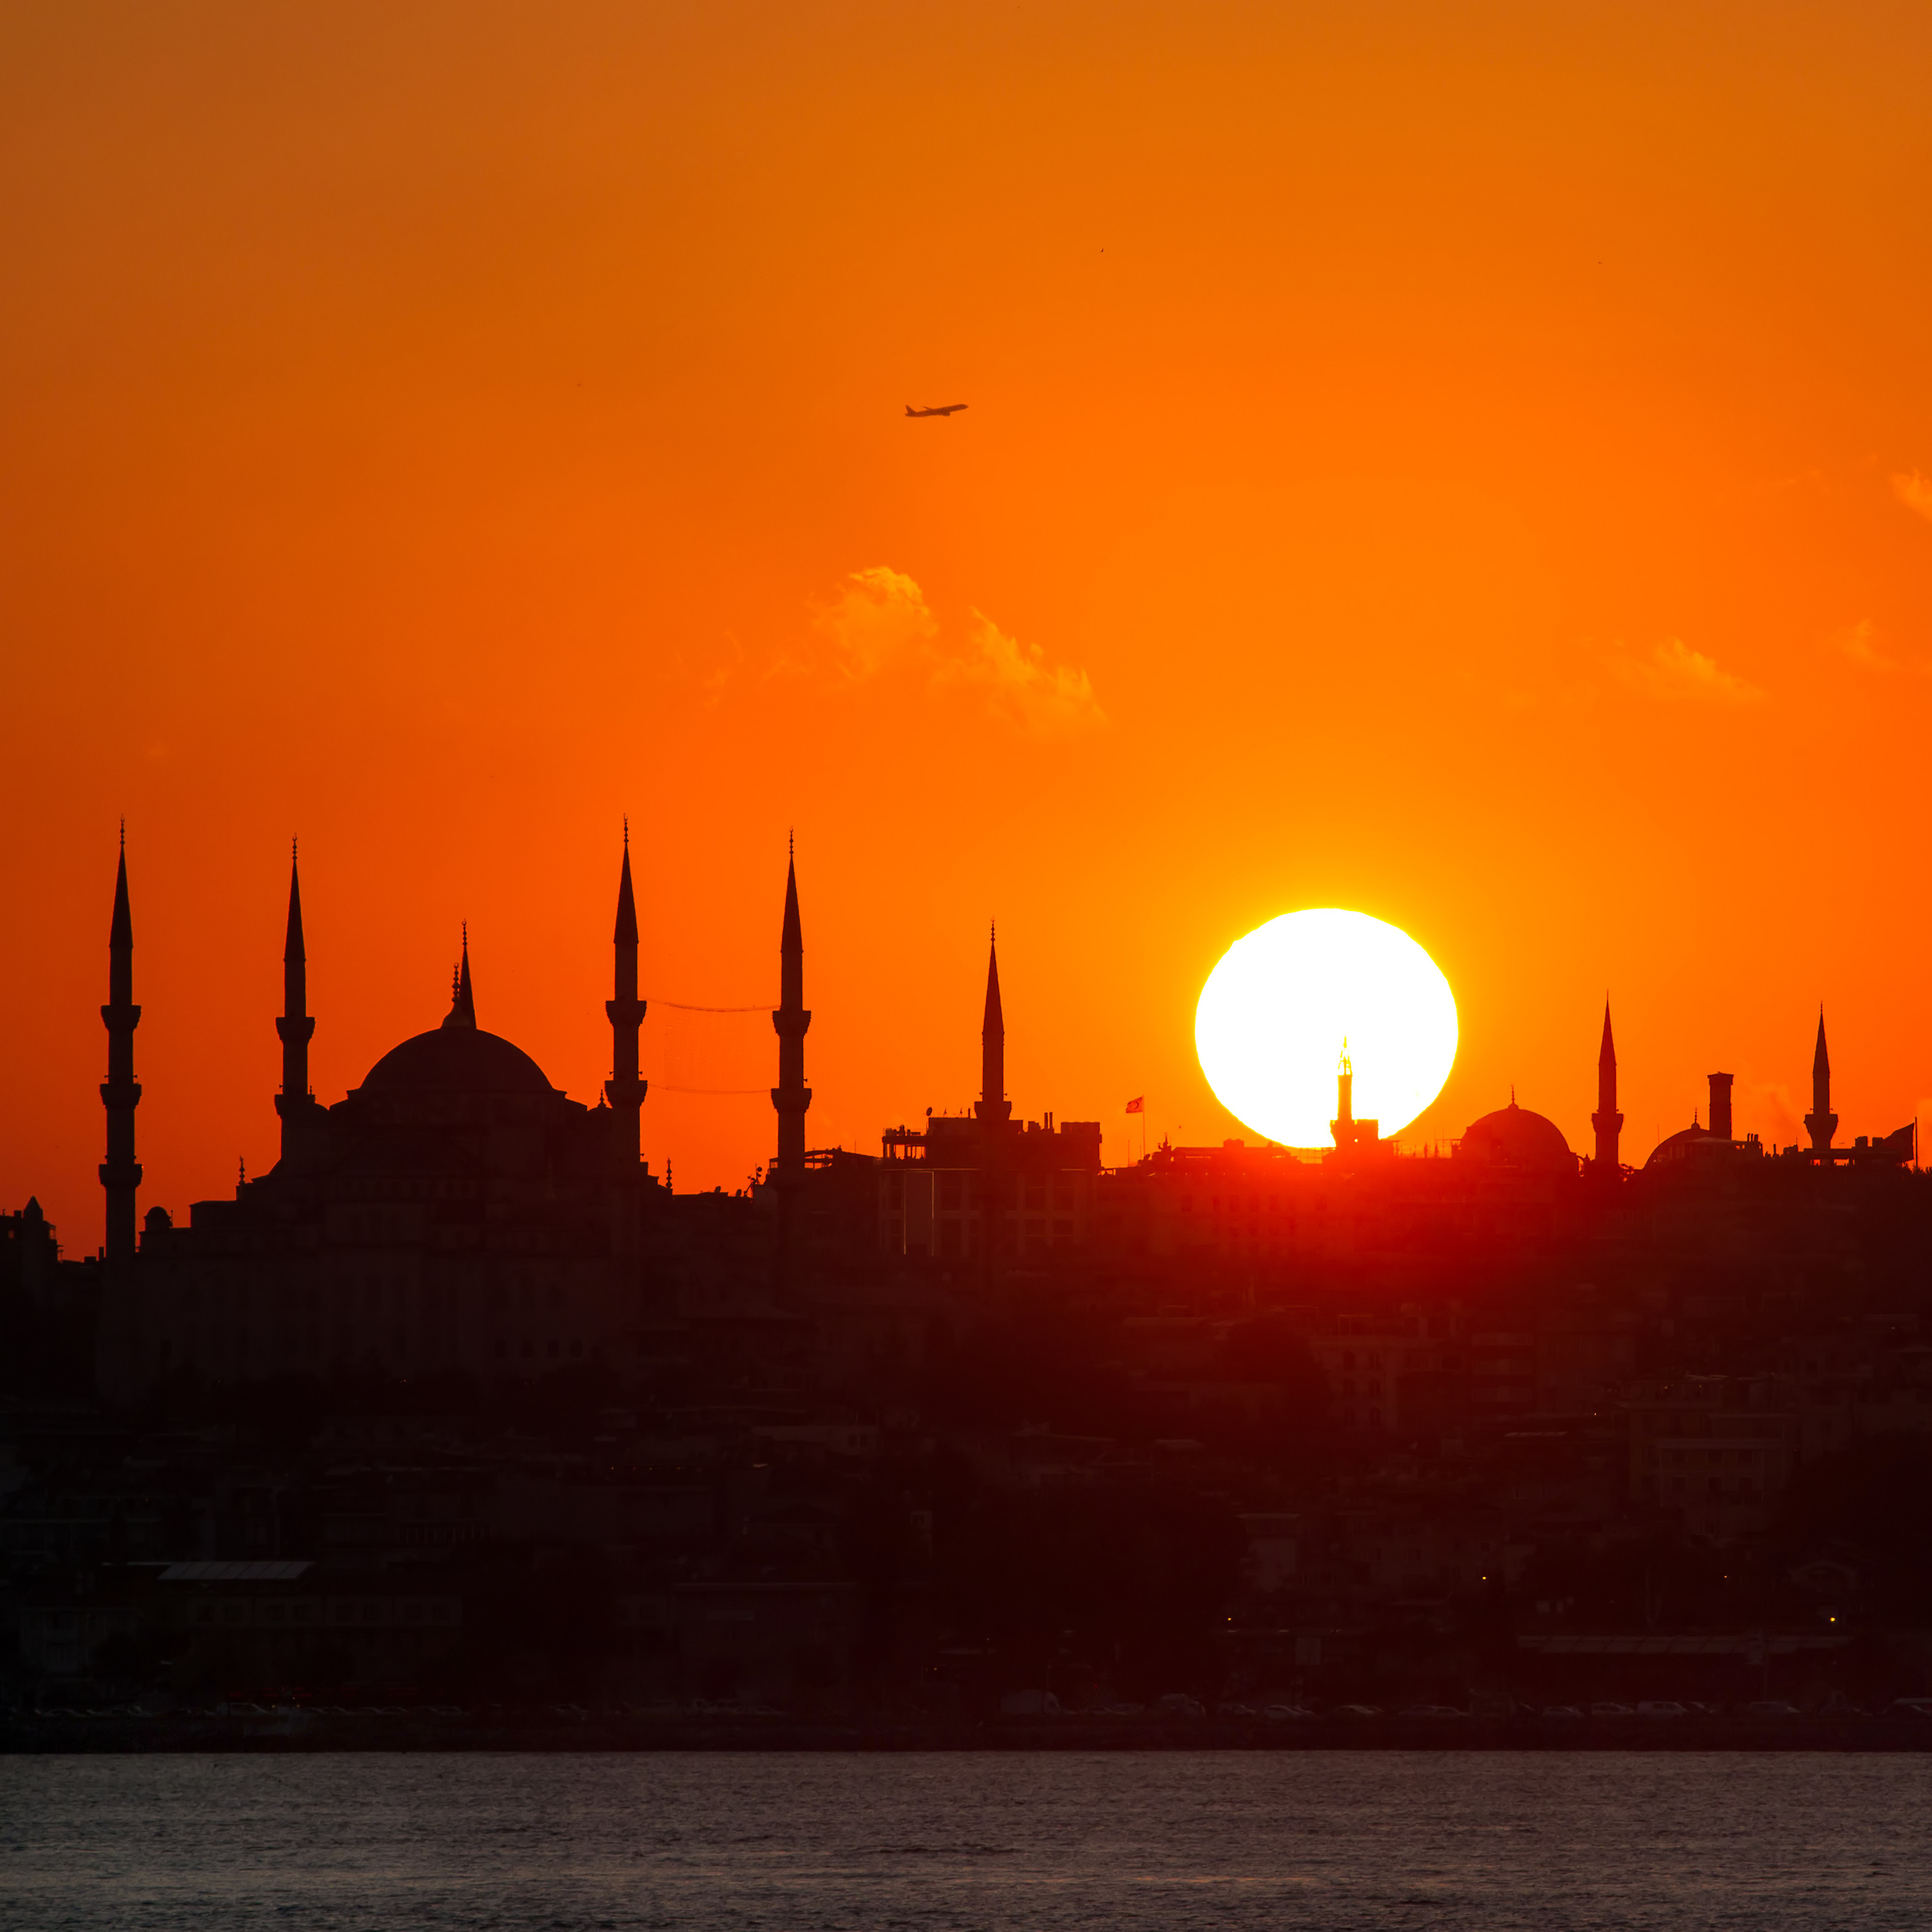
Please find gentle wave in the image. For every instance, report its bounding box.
[4,1750,1931,1930]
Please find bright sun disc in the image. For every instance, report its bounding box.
[1195,909,1458,1148]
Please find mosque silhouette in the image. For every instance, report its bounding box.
[79,837,1916,1404]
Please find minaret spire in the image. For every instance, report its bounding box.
[976,923,1011,1126]
[605,830,647,1168]
[443,925,476,1029]
[770,838,812,1181]
[274,840,317,1160]
[1804,1006,1836,1156]
[99,835,143,1264]
[1591,1000,1623,1174]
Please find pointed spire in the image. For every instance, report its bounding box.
[781,849,803,959]
[976,925,1010,1125]
[284,841,306,965]
[443,927,476,1029]
[606,828,648,1173]
[109,844,133,954]
[983,924,1005,1037]
[771,838,813,1183]
[614,840,639,945]
[275,841,317,1153]
[99,834,143,1264]
[1591,998,1623,1176]
[1806,1005,1836,1155]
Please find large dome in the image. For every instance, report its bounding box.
[1458,1099,1575,1174]
[358,1026,555,1096]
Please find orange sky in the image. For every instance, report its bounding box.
[6,1,1932,1249]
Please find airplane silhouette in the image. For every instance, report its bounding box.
[905,403,968,418]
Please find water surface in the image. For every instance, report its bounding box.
[4,1751,1930,1930]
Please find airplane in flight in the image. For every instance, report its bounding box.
[905,402,968,417]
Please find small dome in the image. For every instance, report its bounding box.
[1458,1100,1575,1174]
[358,1026,554,1096]
[1644,1120,1725,1170]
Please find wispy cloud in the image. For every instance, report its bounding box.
[1892,471,1932,523]
[1831,618,1896,672]
[1613,637,1764,705]
[944,611,1105,733]
[798,566,1105,735]
[810,565,937,681]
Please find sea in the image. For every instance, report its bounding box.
[3,1751,1929,1931]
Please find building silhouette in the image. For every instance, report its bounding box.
[96,841,675,1403]
[10,837,1932,1718]
[872,930,1103,1263]
[58,835,1921,1405]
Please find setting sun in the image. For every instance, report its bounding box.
[1194,909,1458,1148]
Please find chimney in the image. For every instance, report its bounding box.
[1707,1072,1733,1142]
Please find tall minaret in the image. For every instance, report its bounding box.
[1804,1008,1837,1156]
[1591,1002,1623,1173]
[770,838,811,1181]
[605,830,647,1169]
[975,926,1011,1126]
[99,831,142,1265]
[274,843,316,1160]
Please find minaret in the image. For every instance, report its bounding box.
[770,838,811,1181]
[605,830,647,1169]
[1328,1038,1382,1156]
[975,926,1011,1126]
[1804,1008,1836,1156]
[442,927,476,1029]
[99,832,142,1265]
[274,843,316,1159]
[1591,1002,1623,1173]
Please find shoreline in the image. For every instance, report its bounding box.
[6,1712,1931,1753]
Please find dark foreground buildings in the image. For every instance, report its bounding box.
[2,839,1931,1721]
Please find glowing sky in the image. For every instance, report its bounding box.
[4,3,1932,1242]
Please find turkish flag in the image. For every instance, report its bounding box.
[1125,1095,1144,1113]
